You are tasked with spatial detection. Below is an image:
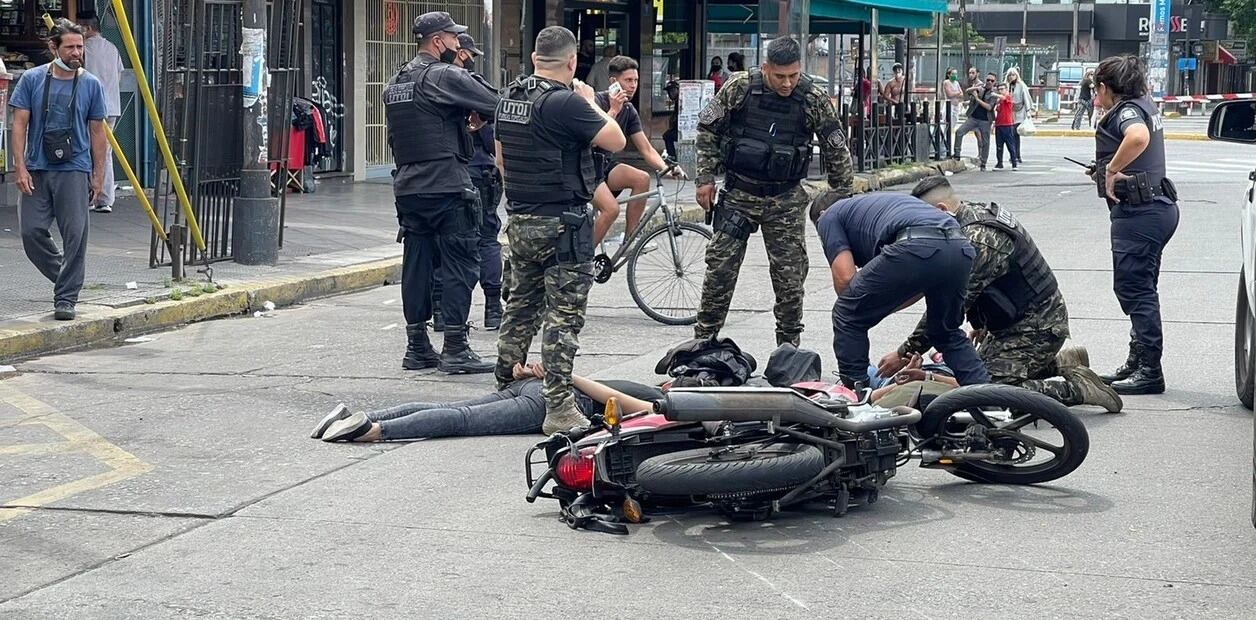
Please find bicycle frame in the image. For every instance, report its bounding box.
[600,174,687,274]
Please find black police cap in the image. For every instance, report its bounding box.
[457,33,483,56]
[413,11,467,38]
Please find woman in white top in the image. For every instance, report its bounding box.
[1006,67,1035,165]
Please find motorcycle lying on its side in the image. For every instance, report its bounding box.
[525,383,1089,534]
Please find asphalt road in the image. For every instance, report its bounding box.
[2,137,1254,618]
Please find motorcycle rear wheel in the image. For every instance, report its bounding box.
[918,384,1089,485]
[635,443,824,497]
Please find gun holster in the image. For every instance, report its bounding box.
[557,206,595,265]
[713,202,759,242]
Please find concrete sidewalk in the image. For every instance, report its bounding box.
[0,160,966,362]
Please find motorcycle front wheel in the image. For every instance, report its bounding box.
[916,384,1089,485]
[635,443,824,497]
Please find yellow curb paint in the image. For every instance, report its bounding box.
[0,382,154,524]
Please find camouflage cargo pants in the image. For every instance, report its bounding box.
[494,214,594,415]
[694,185,809,346]
[979,300,1078,405]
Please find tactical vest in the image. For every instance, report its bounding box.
[495,76,597,211]
[1096,96,1166,187]
[961,203,1058,331]
[722,69,814,183]
[383,59,473,166]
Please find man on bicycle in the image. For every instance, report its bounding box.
[590,55,685,245]
[692,36,853,347]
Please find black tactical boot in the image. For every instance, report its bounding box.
[438,327,495,374]
[1099,341,1140,385]
[483,288,503,331]
[402,323,440,370]
[1110,355,1165,395]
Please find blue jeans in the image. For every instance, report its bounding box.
[368,379,595,440]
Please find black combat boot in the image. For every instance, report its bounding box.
[402,323,440,370]
[438,327,495,374]
[1099,341,1140,385]
[483,288,503,331]
[1110,352,1165,395]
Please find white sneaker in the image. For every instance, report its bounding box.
[91,204,113,213]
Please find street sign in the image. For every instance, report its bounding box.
[993,36,1007,57]
[1177,57,1197,71]
[1222,39,1249,62]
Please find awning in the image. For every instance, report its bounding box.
[811,0,938,30]
[705,4,911,35]
[1218,44,1238,65]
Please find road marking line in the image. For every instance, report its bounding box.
[0,383,154,524]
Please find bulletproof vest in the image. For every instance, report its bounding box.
[496,76,597,210]
[960,203,1058,331]
[723,69,814,183]
[1095,96,1166,186]
[383,59,473,166]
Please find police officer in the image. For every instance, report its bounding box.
[1089,55,1179,395]
[432,32,504,331]
[493,26,626,434]
[877,177,1122,412]
[693,36,853,347]
[811,191,989,389]
[385,12,499,373]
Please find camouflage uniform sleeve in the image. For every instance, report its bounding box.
[694,73,748,186]
[806,84,854,195]
[899,225,1015,356]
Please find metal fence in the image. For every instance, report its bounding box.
[839,100,954,173]
[150,0,302,269]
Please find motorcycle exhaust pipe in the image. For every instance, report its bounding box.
[919,449,997,465]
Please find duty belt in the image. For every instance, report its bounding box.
[724,173,798,198]
[894,226,965,244]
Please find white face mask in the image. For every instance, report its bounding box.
[53,57,74,71]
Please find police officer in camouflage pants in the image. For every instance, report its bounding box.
[693,36,853,347]
[493,26,626,435]
[877,177,1123,413]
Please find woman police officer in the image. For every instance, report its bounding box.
[1088,55,1179,395]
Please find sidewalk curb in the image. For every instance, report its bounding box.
[0,259,402,363]
[1032,129,1207,141]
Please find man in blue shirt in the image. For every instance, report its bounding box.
[811,191,989,388]
[9,19,109,321]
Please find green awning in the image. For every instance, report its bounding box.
[846,0,946,13]
[705,3,912,35]
[810,0,937,30]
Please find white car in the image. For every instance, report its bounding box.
[1208,100,1256,527]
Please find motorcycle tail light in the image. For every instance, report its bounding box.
[554,452,595,491]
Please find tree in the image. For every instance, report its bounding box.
[917,20,985,46]
[1203,0,1256,50]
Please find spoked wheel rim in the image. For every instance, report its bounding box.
[627,223,711,325]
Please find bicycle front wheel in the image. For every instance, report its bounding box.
[627,221,711,325]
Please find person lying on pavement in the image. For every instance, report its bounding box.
[311,363,660,442]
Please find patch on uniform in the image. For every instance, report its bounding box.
[497,99,533,125]
[824,127,846,147]
[382,82,414,106]
[993,205,1018,229]
[1119,108,1138,121]
[698,101,725,126]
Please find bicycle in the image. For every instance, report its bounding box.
[593,169,711,326]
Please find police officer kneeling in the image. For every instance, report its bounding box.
[1090,55,1179,395]
[877,177,1122,413]
[385,12,500,374]
[493,26,626,434]
[811,192,989,389]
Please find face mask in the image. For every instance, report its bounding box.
[53,57,73,71]
[462,57,476,73]
[437,39,457,64]
[950,75,957,82]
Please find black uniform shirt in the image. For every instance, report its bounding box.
[392,52,500,197]
[593,91,641,168]
[1095,96,1166,182]
[818,193,959,267]
[506,88,607,215]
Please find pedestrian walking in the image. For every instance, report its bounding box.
[493,25,626,434]
[1089,55,1179,395]
[1006,67,1033,164]
[993,83,1019,170]
[9,19,109,321]
[878,176,1122,413]
[385,11,499,374]
[1072,69,1096,130]
[77,10,123,214]
[953,72,997,170]
[810,191,989,389]
[692,36,854,347]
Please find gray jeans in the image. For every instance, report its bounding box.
[20,170,91,305]
[954,117,991,165]
[368,379,593,440]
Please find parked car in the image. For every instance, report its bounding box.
[1207,99,1256,527]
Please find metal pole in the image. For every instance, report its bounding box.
[1071,0,1079,60]
[870,9,879,88]
[959,0,970,75]
[935,12,944,99]
[233,0,279,265]
[1021,0,1028,46]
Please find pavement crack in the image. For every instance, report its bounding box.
[0,505,220,520]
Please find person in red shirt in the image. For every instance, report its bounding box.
[993,83,1019,170]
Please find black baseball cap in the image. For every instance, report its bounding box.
[413,11,466,38]
[457,33,483,56]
